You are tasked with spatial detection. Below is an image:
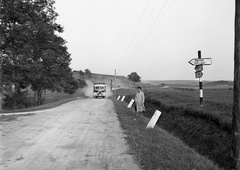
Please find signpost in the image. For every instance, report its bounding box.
[195,71,203,79]
[195,65,203,72]
[188,58,212,66]
[189,51,212,106]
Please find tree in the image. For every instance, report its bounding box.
[77,79,87,88]
[79,70,85,78]
[127,72,141,83]
[85,69,92,79]
[63,72,79,94]
[0,0,73,107]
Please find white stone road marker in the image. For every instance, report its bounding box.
[121,96,125,102]
[127,99,134,108]
[146,110,161,129]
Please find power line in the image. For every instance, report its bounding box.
[117,0,176,77]
[118,0,164,74]
[117,0,150,69]
[137,0,168,47]
[151,0,176,35]
[134,0,160,47]
[120,0,169,73]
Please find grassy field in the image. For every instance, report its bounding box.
[115,82,233,170]
[144,86,233,127]
[111,97,222,170]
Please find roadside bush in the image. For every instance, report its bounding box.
[3,92,32,110]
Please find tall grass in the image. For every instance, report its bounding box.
[117,88,233,169]
[111,97,222,170]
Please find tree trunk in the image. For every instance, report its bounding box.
[43,90,46,100]
[33,91,36,104]
[37,89,42,105]
[0,65,2,111]
[233,1,240,169]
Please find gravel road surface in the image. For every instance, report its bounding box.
[0,98,140,170]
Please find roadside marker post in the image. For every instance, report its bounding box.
[117,96,121,100]
[121,96,125,102]
[188,50,212,106]
[127,99,134,108]
[146,110,161,129]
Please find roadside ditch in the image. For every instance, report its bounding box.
[125,95,233,170]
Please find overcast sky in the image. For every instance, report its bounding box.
[54,0,234,81]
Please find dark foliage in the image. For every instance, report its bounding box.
[0,0,80,109]
[127,72,141,83]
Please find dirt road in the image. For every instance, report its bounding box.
[0,98,140,170]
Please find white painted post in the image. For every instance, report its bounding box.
[146,110,162,128]
[121,96,125,102]
[117,96,121,100]
[127,99,134,108]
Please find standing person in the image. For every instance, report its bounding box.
[135,87,145,117]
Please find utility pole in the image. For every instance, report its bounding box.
[0,65,2,111]
[233,1,240,169]
[110,79,112,91]
[114,69,116,98]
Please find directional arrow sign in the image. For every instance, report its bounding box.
[188,58,212,66]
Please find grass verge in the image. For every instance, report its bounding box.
[0,95,84,114]
[111,97,222,170]
[122,92,232,170]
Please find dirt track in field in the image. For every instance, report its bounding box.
[0,98,140,170]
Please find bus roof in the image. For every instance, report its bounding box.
[94,83,106,86]
[94,83,105,85]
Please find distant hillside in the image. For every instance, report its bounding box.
[72,71,133,89]
[142,79,233,89]
[72,71,153,89]
[142,80,199,86]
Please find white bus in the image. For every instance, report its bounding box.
[93,83,106,98]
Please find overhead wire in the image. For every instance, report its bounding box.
[117,0,176,77]
[151,0,176,35]
[117,0,159,75]
[116,0,150,72]
[123,0,150,57]
[119,0,169,74]
[134,0,161,47]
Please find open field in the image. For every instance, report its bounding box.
[116,80,233,170]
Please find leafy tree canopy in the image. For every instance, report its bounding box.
[0,0,78,108]
[127,72,141,83]
[79,69,92,79]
